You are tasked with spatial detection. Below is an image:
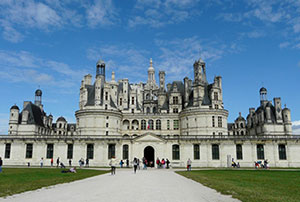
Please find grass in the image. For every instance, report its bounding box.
[0,168,109,197]
[177,169,300,202]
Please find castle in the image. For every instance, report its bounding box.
[1,58,298,167]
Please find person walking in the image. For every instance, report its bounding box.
[137,158,140,170]
[156,158,160,168]
[119,160,124,168]
[56,157,60,168]
[50,158,53,167]
[161,158,165,169]
[0,157,3,173]
[86,159,89,167]
[69,159,72,167]
[126,159,129,167]
[166,158,170,169]
[133,158,138,174]
[109,157,117,175]
[40,157,44,168]
[187,158,192,171]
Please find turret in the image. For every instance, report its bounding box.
[260,87,268,107]
[193,58,207,84]
[9,105,19,135]
[48,114,53,129]
[147,58,156,85]
[96,59,105,80]
[35,89,43,110]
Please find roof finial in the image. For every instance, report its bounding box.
[284,104,287,108]
[150,58,153,67]
[239,112,241,117]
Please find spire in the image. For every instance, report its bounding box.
[148,58,154,71]
[147,58,155,85]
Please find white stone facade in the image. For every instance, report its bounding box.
[1,58,298,168]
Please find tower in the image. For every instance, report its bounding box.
[35,89,43,109]
[159,71,165,91]
[259,87,268,106]
[193,58,207,107]
[96,59,105,80]
[147,58,156,85]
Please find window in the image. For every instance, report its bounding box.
[123,145,129,160]
[105,92,108,101]
[173,120,179,130]
[131,97,134,105]
[173,96,178,104]
[146,107,150,113]
[106,116,109,120]
[87,144,94,159]
[120,98,122,106]
[26,143,33,158]
[236,144,243,160]
[149,120,154,130]
[106,123,109,128]
[212,116,215,127]
[46,144,54,159]
[214,92,218,100]
[105,104,108,110]
[131,109,134,113]
[5,143,11,159]
[194,144,200,160]
[257,144,264,160]
[106,131,109,136]
[141,120,146,130]
[167,120,170,130]
[212,144,219,160]
[172,145,180,160]
[108,144,115,159]
[173,108,178,113]
[67,144,73,159]
[215,104,219,109]
[156,120,161,130]
[278,144,287,160]
[240,123,244,128]
[218,116,222,127]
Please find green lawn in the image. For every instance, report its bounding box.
[0,168,109,197]
[177,169,300,202]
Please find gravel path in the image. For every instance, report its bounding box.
[0,169,239,202]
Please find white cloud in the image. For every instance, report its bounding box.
[279,42,290,49]
[292,120,300,134]
[85,0,117,27]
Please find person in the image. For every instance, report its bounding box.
[143,157,147,170]
[56,157,60,168]
[166,158,170,169]
[79,159,82,168]
[69,159,72,167]
[254,161,259,169]
[156,158,160,168]
[232,158,236,168]
[50,158,53,167]
[133,158,138,174]
[187,158,192,171]
[0,157,2,173]
[161,158,165,169]
[109,157,117,175]
[237,162,240,168]
[126,159,129,167]
[60,162,66,169]
[40,157,44,168]
[27,162,30,167]
[86,159,89,167]
[120,160,124,168]
[69,167,77,173]
[137,158,140,170]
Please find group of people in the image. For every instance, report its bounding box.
[255,159,270,169]
[34,157,91,169]
[156,158,170,169]
[119,159,129,168]
[231,158,240,168]
[79,158,89,168]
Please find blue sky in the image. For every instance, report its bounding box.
[0,0,300,134]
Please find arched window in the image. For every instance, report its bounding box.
[156,120,161,130]
[141,120,146,130]
[172,144,180,160]
[153,107,157,113]
[240,123,244,128]
[149,120,154,130]
[146,93,150,100]
[123,145,129,160]
[241,131,244,135]
[132,120,139,130]
[146,107,150,113]
[122,120,130,130]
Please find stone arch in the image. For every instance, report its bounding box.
[122,119,130,130]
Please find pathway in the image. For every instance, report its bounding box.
[0,169,240,202]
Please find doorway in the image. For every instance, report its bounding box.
[144,146,155,167]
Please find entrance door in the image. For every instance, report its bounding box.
[144,146,155,167]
